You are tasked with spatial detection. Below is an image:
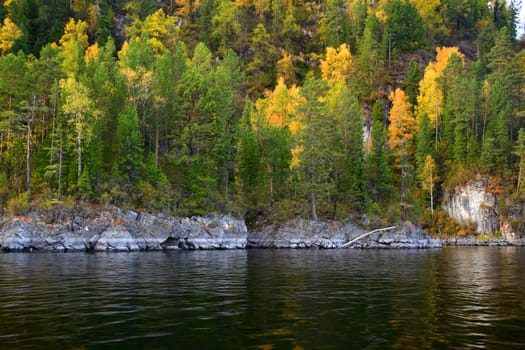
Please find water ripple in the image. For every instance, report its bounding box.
[0,248,524,349]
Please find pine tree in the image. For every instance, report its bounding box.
[366,100,393,204]
[116,106,143,185]
[296,78,332,220]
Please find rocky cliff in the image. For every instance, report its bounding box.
[0,208,247,252]
[0,207,445,252]
[443,179,498,235]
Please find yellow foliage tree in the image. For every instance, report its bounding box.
[142,9,179,54]
[420,154,438,217]
[416,64,442,126]
[433,46,464,75]
[59,18,89,49]
[175,0,200,18]
[416,47,464,133]
[320,43,354,85]
[58,18,89,76]
[84,43,99,64]
[258,76,302,133]
[0,17,22,55]
[388,88,416,161]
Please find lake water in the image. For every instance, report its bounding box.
[0,247,524,349]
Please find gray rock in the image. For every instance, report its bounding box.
[0,209,248,252]
[351,222,442,249]
[247,218,362,249]
[443,178,498,235]
[94,226,140,251]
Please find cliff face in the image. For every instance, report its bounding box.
[443,180,498,235]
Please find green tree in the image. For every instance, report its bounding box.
[116,106,143,184]
[326,82,366,215]
[404,59,422,108]
[237,99,262,205]
[59,76,97,184]
[383,0,425,61]
[296,78,332,220]
[245,23,277,97]
[514,128,525,195]
[320,0,350,48]
[366,100,393,204]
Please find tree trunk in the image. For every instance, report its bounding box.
[311,191,318,221]
[155,118,159,168]
[26,119,32,201]
[58,133,63,200]
[269,174,273,208]
[77,136,82,180]
[430,183,434,219]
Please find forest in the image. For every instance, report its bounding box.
[0,0,524,232]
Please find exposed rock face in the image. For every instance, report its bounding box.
[247,218,363,249]
[0,209,247,252]
[350,222,442,249]
[443,180,498,235]
[7,208,510,252]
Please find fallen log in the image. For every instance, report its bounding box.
[340,226,398,248]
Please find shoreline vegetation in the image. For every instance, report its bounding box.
[1,2,524,239]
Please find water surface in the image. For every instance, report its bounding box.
[0,247,524,349]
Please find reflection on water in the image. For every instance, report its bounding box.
[0,248,524,349]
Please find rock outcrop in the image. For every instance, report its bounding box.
[443,179,498,235]
[348,222,443,249]
[0,208,247,252]
[247,218,362,249]
[6,207,521,252]
[247,219,441,249]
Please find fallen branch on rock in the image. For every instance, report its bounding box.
[340,226,398,248]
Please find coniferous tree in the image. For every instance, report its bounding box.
[366,100,393,204]
[296,78,332,220]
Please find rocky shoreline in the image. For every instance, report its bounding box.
[0,208,522,252]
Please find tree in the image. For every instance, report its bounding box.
[358,12,384,100]
[415,113,434,178]
[416,64,443,142]
[237,99,262,204]
[116,106,143,185]
[388,88,416,220]
[320,43,354,85]
[382,0,425,60]
[133,8,179,54]
[326,82,366,215]
[0,17,22,55]
[261,76,301,128]
[420,154,438,218]
[59,76,97,183]
[320,0,350,48]
[296,78,332,220]
[514,128,525,195]
[58,18,89,77]
[245,23,277,97]
[211,0,241,54]
[388,88,416,162]
[409,0,445,41]
[366,100,393,204]
[404,59,422,108]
